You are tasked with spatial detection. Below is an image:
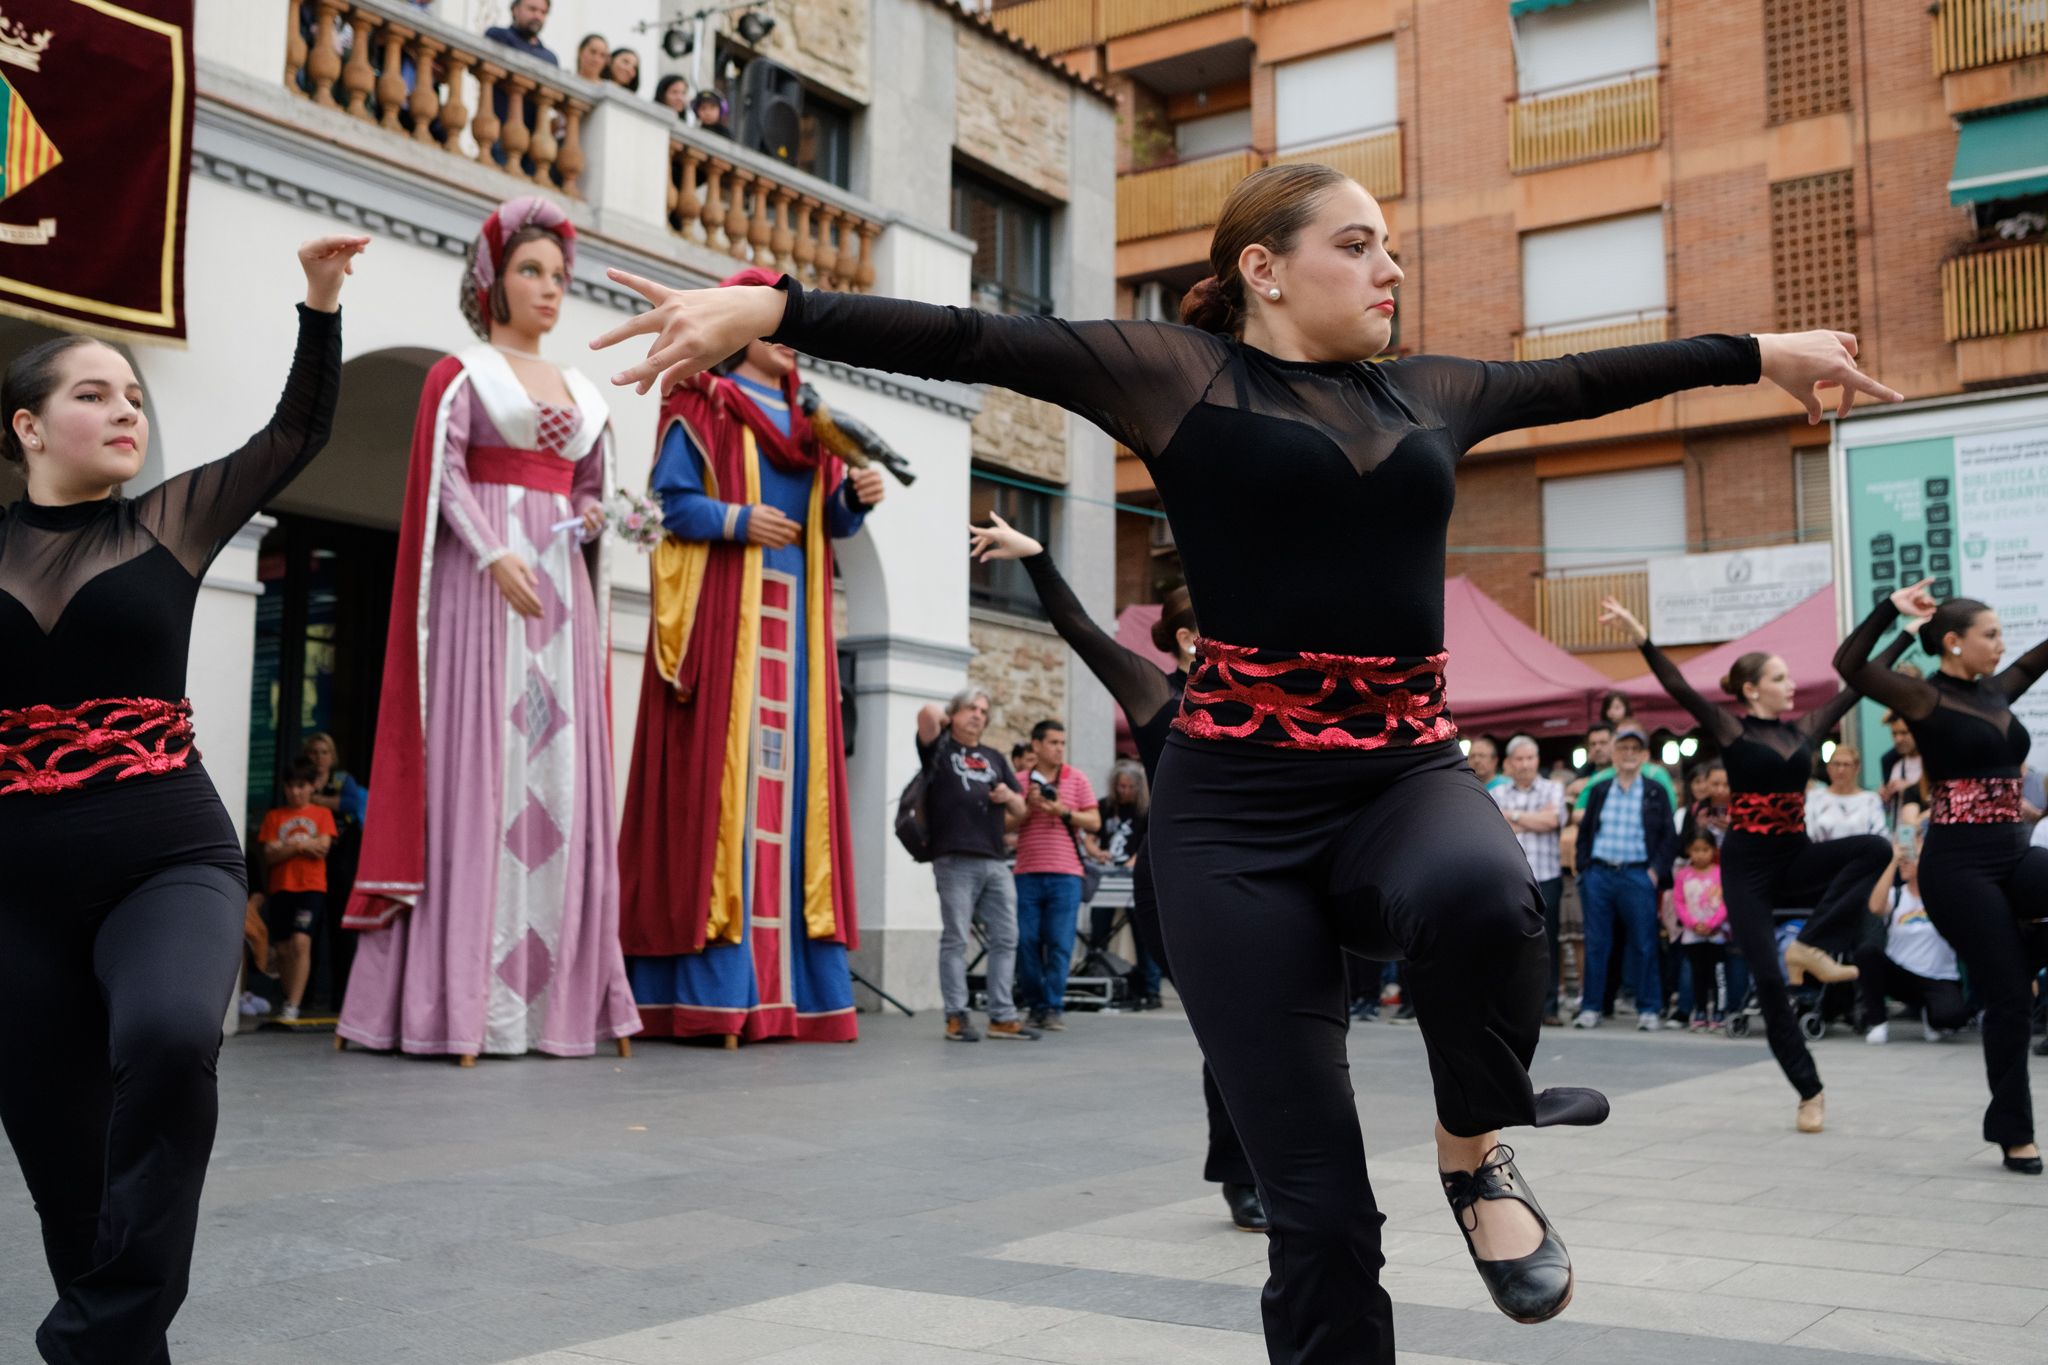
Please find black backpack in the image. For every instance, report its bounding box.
[895,738,946,864]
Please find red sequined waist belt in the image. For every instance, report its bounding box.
[1173,640,1458,752]
[467,445,573,495]
[0,697,198,797]
[1728,791,1806,836]
[1930,777,2024,825]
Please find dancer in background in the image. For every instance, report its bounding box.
[0,235,361,1365]
[1600,598,1909,1132]
[593,162,1898,1360]
[1836,579,2048,1173]
[969,512,1265,1231]
[341,196,640,1062]
[617,266,882,1045]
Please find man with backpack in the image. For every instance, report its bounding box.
[912,689,1038,1042]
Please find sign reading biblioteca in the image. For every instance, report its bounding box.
[0,0,193,343]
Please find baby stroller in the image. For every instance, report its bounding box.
[1725,911,1856,1042]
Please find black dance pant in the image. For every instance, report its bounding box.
[1720,830,1891,1102]
[1851,946,1970,1033]
[1151,737,1560,1365]
[1128,849,1255,1187]
[0,773,246,1365]
[1918,825,2048,1148]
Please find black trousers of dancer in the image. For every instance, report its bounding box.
[1919,825,2048,1147]
[0,770,246,1365]
[1151,737,1555,1365]
[1129,850,1256,1187]
[1851,945,1970,1033]
[1721,830,1891,1101]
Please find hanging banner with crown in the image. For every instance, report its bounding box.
[0,1,192,343]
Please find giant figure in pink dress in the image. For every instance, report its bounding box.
[339,197,641,1062]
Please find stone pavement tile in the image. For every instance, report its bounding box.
[1523,1170,1774,1206]
[1821,1212,2046,1256]
[1707,1261,2048,1325]
[1565,1244,1751,1291]
[1912,1175,2048,1209]
[498,1314,832,1364]
[1571,1197,1848,1237]
[169,1280,405,1361]
[840,1253,1079,1299]
[1738,1184,2013,1225]
[987,1312,1263,1364]
[183,1229,398,1296]
[984,1265,1261,1333]
[1788,1307,2048,1364]
[1563,1281,1832,1343]
[1639,1226,1939,1274]
[1387,1209,1676,1252]
[1530,1324,1939,1365]
[1207,1259,1498,1313]
[1908,1249,2048,1290]
[724,1284,1086,1351]
[987,1229,1267,1280]
[520,1209,802,1268]
[748,1341,1013,1364]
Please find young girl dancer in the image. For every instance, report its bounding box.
[1836,579,2048,1173]
[0,236,364,1364]
[1600,598,1909,1131]
[968,513,1265,1231]
[593,163,1899,1361]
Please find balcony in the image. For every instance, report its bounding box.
[988,0,1099,55]
[1932,0,2048,75]
[1116,148,1261,242]
[1536,567,1649,652]
[1509,70,1661,174]
[283,0,883,290]
[1104,0,1244,39]
[1514,311,1669,362]
[1944,240,2048,340]
[1272,126,1403,201]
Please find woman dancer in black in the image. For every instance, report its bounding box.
[1836,579,2048,1174]
[1599,598,1910,1133]
[0,236,361,1363]
[593,164,1897,1361]
[967,512,1266,1231]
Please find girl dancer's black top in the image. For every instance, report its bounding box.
[1636,634,1910,797]
[0,306,342,774]
[1835,601,2048,780]
[1020,550,1182,778]
[773,280,1761,659]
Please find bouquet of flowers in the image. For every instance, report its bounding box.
[552,489,665,551]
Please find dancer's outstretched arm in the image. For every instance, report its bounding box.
[969,514,1176,731]
[1800,630,1913,740]
[1833,580,1940,721]
[1597,597,1740,746]
[1995,633,2048,702]
[141,236,368,576]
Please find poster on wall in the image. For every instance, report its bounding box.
[1836,394,2048,786]
[0,1,194,343]
[1647,543,1833,645]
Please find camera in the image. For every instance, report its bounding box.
[1030,775,1059,804]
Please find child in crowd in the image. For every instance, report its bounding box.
[1671,830,1729,1030]
[258,761,336,1022]
[1857,835,1969,1045]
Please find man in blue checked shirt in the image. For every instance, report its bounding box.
[1573,725,1678,1030]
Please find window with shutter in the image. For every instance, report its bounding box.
[1521,211,1667,331]
[1771,171,1860,333]
[1794,447,1834,543]
[1275,41,1397,151]
[1541,466,1687,572]
[1514,0,1658,95]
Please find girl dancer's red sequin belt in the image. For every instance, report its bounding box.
[0,697,198,796]
[1728,791,1806,836]
[1173,640,1459,751]
[1930,777,2023,825]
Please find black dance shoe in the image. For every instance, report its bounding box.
[1221,1182,1270,1232]
[2003,1147,2044,1176]
[1441,1145,1574,1325]
[1532,1086,1611,1128]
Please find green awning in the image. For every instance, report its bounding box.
[1949,104,2048,206]
[1510,0,1583,14]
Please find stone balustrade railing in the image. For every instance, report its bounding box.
[667,138,881,292]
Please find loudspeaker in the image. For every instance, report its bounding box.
[737,58,804,164]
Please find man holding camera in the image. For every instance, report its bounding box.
[1012,720,1100,1032]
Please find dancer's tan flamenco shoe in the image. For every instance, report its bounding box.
[1796,1093,1825,1134]
[1785,941,1858,986]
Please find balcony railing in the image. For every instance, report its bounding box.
[1272,126,1403,200]
[285,0,594,196]
[1116,148,1261,242]
[1932,0,2048,74]
[988,0,1099,54]
[1103,0,1243,39]
[668,141,880,292]
[1514,312,1669,362]
[1942,240,2048,341]
[1536,567,1649,652]
[1509,71,1661,173]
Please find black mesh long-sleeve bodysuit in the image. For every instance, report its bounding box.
[1836,602,2048,1148]
[1017,550,1251,1188]
[0,304,342,1365]
[772,280,1761,1363]
[1635,634,1908,1101]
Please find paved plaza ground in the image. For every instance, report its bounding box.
[5,1005,2047,1364]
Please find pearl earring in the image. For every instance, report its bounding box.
[1267,287,1280,300]
[1951,645,1962,655]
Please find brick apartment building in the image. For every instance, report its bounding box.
[985,0,2048,676]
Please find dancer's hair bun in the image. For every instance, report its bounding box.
[1180,275,1237,334]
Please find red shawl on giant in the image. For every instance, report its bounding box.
[617,357,860,956]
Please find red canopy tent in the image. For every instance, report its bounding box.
[1107,576,1606,746]
[1613,587,1849,734]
